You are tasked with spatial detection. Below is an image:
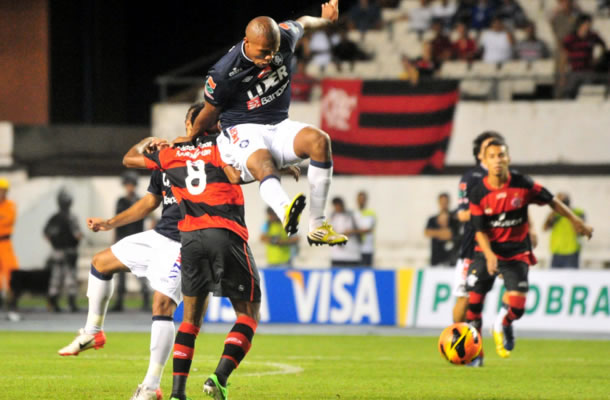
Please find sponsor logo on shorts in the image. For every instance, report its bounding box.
[467,274,478,287]
[518,281,528,288]
[242,75,253,83]
[229,127,240,144]
[239,140,249,148]
[238,284,245,292]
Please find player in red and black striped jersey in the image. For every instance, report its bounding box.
[123,133,262,400]
[452,131,504,325]
[467,140,592,362]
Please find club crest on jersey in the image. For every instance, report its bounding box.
[511,197,523,208]
[272,53,283,66]
[239,140,250,148]
[205,76,216,99]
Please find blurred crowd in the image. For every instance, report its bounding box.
[291,0,610,100]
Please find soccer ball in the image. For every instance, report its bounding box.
[438,322,482,365]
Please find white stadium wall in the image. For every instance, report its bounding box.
[7,175,610,271]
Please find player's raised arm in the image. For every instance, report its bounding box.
[190,100,221,138]
[549,196,593,239]
[123,137,168,168]
[87,194,162,232]
[296,0,339,32]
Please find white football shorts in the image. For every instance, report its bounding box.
[217,118,311,182]
[453,258,472,298]
[111,230,182,304]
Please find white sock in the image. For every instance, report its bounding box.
[142,319,175,390]
[259,176,290,222]
[494,304,509,332]
[84,268,114,335]
[308,162,333,231]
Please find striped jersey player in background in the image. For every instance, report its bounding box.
[452,131,505,325]
[466,140,592,363]
[57,104,205,400]
[189,1,348,248]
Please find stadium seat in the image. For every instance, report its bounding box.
[381,7,403,23]
[460,79,493,98]
[471,61,501,78]
[510,79,537,95]
[499,60,531,78]
[531,59,555,83]
[517,0,544,19]
[439,61,470,79]
[347,30,362,43]
[306,63,323,79]
[353,61,380,79]
[594,19,610,44]
[577,85,608,101]
[399,0,419,12]
[579,0,598,14]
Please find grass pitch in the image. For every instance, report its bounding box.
[0,331,608,400]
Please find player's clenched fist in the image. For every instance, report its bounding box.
[321,0,339,22]
[87,217,112,232]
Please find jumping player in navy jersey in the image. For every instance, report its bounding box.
[467,140,592,361]
[189,0,348,248]
[57,104,206,400]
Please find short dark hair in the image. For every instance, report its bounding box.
[332,197,344,207]
[186,102,205,125]
[438,192,449,200]
[473,131,505,164]
[574,13,592,32]
[484,139,508,155]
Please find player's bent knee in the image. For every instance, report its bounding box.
[295,127,331,159]
[153,294,176,316]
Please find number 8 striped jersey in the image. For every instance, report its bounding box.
[143,135,248,241]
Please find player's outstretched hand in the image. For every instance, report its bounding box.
[321,0,339,22]
[280,165,301,181]
[87,217,112,232]
[574,220,594,240]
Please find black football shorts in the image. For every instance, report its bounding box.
[180,228,261,302]
[466,253,529,294]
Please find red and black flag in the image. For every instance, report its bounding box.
[320,79,459,175]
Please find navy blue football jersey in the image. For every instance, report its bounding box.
[456,164,487,260]
[204,20,304,128]
[147,170,181,242]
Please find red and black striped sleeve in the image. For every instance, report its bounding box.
[144,148,176,171]
[520,174,553,205]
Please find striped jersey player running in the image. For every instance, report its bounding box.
[465,140,592,363]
